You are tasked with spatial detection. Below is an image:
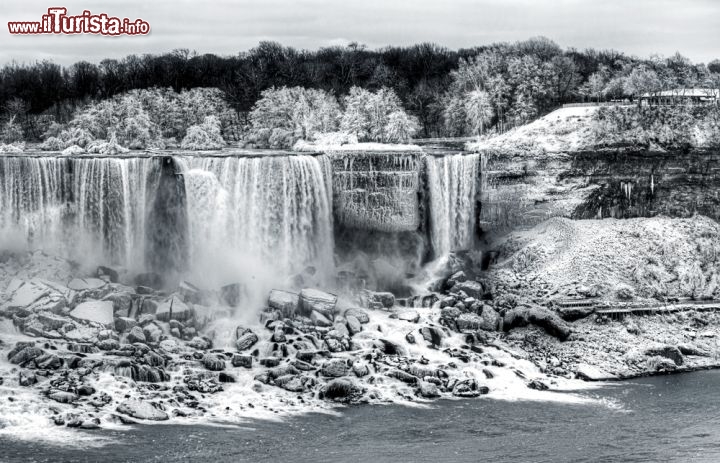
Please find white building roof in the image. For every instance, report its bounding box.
[641,88,719,98]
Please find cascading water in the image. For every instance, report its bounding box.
[426,153,481,258]
[0,156,158,270]
[179,154,334,290]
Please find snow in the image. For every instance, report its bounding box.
[69,300,114,327]
[294,141,422,152]
[492,216,720,301]
[467,106,598,155]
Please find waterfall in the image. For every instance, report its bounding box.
[0,156,158,270]
[426,153,480,258]
[180,155,334,287]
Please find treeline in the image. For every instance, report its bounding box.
[1,38,718,141]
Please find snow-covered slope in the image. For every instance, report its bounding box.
[467,106,598,155]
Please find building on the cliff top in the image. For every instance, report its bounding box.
[640,88,719,106]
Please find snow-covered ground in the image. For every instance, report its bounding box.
[490,215,720,302]
[467,106,598,155]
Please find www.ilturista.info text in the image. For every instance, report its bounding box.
[8,8,150,35]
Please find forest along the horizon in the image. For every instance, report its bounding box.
[0,37,718,151]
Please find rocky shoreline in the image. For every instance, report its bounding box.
[1,249,718,434]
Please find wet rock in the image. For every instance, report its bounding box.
[405,332,416,344]
[96,339,120,351]
[4,280,65,314]
[275,375,307,392]
[321,358,349,377]
[418,381,440,398]
[97,266,119,283]
[292,359,315,371]
[231,354,253,368]
[397,310,420,323]
[450,280,485,299]
[455,313,485,332]
[325,338,345,352]
[440,307,461,324]
[115,317,137,333]
[452,379,489,397]
[575,364,617,381]
[202,354,226,371]
[644,345,684,366]
[19,371,37,386]
[187,336,212,350]
[271,327,287,343]
[49,390,77,404]
[9,346,44,365]
[503,306,572,341]
[346,315,362,335]
[116,400,168,421]
[477,306,501,331]
[268,290,300,317]
[419,326,444,347]
[388,369,418,384]
[344,308,370,324]
[300,289,337,317]
[218,372,236,383]
[378,339,407,357]
[527,379,549,391]
[351,360,369,377]
[126,326,146,344]
[320,378,363,402]
[259,357,281,368]
[35,353,63,369]
[142,323,163,343]
[103,292,134,317]
[156,295,193,322]
[235,331,259,351]
[677,344,710,357]
[68,278,107,293]
[36,313,68,332]
[446,271,467,288]
[367,291,394,309]
[646,356,678,372]
[69,300,114,328]
[310,310,332,327]
[140,299,159,315]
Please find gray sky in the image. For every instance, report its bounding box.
[1,0,718,65]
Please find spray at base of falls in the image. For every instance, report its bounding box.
[179,155,335,313]
[426,153,481,259]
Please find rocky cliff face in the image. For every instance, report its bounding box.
[479,148,720,236]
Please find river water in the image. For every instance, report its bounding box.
[3,371,720,463]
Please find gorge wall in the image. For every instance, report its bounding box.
[479,148,720,235]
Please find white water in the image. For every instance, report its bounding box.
[179,155,334,291]
[426,153,480,257]
[0,157,156,271]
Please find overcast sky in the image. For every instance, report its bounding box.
[1,0,718,65]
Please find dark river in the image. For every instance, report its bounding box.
[4,371,720,463]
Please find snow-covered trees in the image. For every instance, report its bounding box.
[40,88,235,152]
[340,87,419,143]
[247,87,341,149]
[623,66,662,106]
[1,116,23,143]
[247,85,418,148]
[181,116,225,150]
